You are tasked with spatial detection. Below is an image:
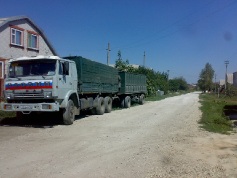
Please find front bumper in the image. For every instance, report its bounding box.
[2,102,60,112]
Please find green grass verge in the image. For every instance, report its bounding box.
[199,93,234,134]
[0,111,16,119]
[146,91,188,101]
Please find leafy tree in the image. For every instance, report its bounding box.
[169,79,180,91]
[114,50,187,96]
[169,77,188,91]
[115,50,135,72]
[197,63,215,92]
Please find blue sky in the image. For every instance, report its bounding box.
[1,0,237,83]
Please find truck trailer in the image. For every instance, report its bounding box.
[2,55,147,125]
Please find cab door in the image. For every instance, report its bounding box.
[57,60,73,99]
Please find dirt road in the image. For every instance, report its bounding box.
[0,92,236,178]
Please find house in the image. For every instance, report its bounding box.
[226,73,233,84]
[233,72,237,87]
[219,79,225,86]
[219,73,234,90]
[0,15,57,98]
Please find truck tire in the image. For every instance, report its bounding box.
[90,108,96,115]
[139,94,145,105]
[96,97,105,115]
[124,96,131,108]
[120,97,125,108]
[104,96,112,113]
[63,99,75,125]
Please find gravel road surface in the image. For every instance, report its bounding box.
[0,92,236,178]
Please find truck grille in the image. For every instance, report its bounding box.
[13,93,44,99]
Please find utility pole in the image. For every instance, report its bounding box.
[106,43,111,65]
[224,60,229,90]
[143,51,146,67]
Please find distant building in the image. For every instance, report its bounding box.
[226,73,233,84]
[219,79,225,86]
[233,72,237,87]
[220,73,234,87]
[0,15,57,97]
[109,64,140,69]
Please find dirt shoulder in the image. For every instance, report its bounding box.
[0,92,236,178]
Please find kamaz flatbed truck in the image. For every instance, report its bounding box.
[2,55,147,124]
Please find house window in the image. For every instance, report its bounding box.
[11,27,23,46]
[27,31,39,49]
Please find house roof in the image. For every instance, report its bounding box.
[0,15,57,56]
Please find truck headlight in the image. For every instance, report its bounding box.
[44,91,52,98]
[4,104,12,110]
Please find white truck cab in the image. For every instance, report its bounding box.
[2,55,80,124]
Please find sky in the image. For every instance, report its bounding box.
[1,0,237,84]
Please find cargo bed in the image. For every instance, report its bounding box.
[66,56,119,94]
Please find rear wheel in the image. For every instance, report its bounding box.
[124,96,131,108]
[96,97,105,115]
[90,108,96,115]
[120,97,125,108]
[63,99,75,125]
[104,96,112,113]
[139,94,145,105]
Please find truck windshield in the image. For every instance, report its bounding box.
[9,59,56,77]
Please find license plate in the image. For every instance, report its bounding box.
[20,105,33,110]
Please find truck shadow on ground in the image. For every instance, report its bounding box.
[0,112,87,128]
[223,105,237,127]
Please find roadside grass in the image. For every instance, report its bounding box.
[146,91,188,101]
[0,110,16,123]
[0,111,15,119]
[199,93,235,134]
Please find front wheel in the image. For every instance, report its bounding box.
[63,99,75,125]
[139,94,145,105]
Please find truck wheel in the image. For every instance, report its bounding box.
[63,99,75,125]
[139,94,145,105]
[104,96,112,113]
[90,108,96,115]
[96,97,105,115]
[124,96,131,108]
[120,97,125,108]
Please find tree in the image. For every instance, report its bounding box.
[114,50,175,95]
[197,63,215,92]
[169,77,188,92]
[115,50,135,72]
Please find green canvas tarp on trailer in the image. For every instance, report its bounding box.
[119,72,147,94]
[65,56,119,94]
